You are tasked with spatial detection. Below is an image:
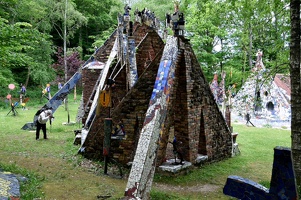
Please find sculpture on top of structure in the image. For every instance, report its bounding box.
[210,71,226,105]
[134,8,158,29]
[253,49,265,72]
[166,0,185,36]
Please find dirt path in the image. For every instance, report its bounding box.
[153,182,220,193]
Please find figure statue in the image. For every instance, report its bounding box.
[210,72,224,104]
[169,136,184,165]
[124,4,131,16]
[20,83,26,104]
[134,8,141,23]
[254,49,265,71]
[166,0,185,36]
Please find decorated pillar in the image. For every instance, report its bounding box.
[124,36,179,199]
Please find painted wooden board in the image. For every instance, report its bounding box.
[45,72,82,112]
[30,72,82,126]
[123,34,128,66]
[80,37,118,150]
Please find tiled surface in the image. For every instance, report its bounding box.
[125,36,178,199]
[0,170,24,200]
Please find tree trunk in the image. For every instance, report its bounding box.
[64,0,70,123]
[248,23,253,69]
[25,66,30,88]
[241,48,247,85]
[290,0,301,195]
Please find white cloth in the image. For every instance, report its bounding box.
[38,110,52,124]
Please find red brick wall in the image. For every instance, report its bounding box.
[82,68,101,125]
[80,24,165,161]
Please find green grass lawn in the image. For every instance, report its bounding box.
[0,96,291,200]
[152,123,291,200]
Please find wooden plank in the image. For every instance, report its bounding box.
[80,37,118,149]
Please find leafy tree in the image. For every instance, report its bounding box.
[185,0,228,79]
[9,0,53,32]
[73,0,122,58]
[41,0,87,116]
[0,0,18,19]
[52,47,84,83]
[0,0,56,88]
[0,17,54,88]
[131,0,174,21]
[184,0,290,91]
[91,26,118,50]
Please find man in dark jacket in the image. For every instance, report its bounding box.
[245,113,255,127]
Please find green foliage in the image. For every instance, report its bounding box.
[184,0,290,90]
[90,26,117,54]
[185,0,228,75]
[0,68,15,88]
[153,124,290,199]
[0,0,18,19]
[259,180,270,188]
[73,0,122,55]
[45,0,88,44]
[12,0,53,32]
[263,124,272,128]
[0,17,55,87]
[131,0,175,21]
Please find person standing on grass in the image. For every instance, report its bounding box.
[36,109,54,140]
[245,113,255,127]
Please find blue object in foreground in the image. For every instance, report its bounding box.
[223,146,297,200]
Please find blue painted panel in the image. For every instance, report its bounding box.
[150,60,172,101]
[46,72,82,112]
[128,38,138,88]
[31,72,82,123]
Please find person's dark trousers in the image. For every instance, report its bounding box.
[36,121,47,140]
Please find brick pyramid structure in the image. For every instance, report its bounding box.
[79,19,232,169]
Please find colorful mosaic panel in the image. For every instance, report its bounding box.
[125,36,178,199]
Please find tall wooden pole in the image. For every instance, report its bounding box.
[64,0,70,122]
